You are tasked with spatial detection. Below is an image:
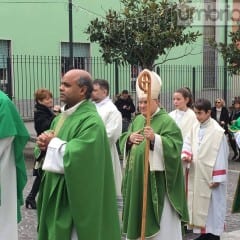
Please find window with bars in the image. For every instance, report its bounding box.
[0,40,10,92]
[61,42,90,75]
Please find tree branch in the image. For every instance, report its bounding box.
[153,46,202,66]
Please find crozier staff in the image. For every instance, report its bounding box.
[137,69,152,240]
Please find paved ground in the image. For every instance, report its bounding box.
[19,141,240,240]
[19,121,240,239]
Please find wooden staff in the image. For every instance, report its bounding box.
[185,164,190,199]
[138,69,152,240]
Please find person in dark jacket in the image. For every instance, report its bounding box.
[115,90,135,132]
[25,88,60,209]
[211,98,229,134]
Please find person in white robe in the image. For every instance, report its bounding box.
[169,87,198,198]
[0,90,29,240]
[181,98,229,240]
[91,79,122,199]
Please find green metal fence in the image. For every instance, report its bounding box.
[0,55,239,119]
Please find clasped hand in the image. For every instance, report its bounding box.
[36,130,55,151]
[182,156,192,164]
[129,126,155,145]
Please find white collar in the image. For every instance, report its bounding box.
[61,100,86,116]
[94,96,111,107]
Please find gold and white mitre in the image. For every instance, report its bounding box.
[136,69,162,99]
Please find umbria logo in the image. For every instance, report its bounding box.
[177,2,239,26]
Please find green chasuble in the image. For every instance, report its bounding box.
[119,108,189,239]
[0,91,29,222]
[37,100,121,240]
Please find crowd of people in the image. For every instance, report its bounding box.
[1,68,240,240]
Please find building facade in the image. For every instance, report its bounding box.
[0,0,239,118]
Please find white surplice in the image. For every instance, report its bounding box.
[169,108,197,140]
[94,96,123,197]
[0,137,18,240]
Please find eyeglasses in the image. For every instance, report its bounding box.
[215,101,221,104]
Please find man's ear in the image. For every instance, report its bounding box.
[79,85,87,96]
[103,89,108,96]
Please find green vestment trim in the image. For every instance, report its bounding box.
[37,100,121,240]
[0,91,29,222]
[119,108,189,239]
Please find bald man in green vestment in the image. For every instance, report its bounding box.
[36,69,121,240]
[119,70,188,240]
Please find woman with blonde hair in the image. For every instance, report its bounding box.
[211,98,229,134]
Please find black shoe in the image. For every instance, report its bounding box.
[235,157,240,162]
[231,153,238,161]
[183,225,193,234]
[195,233,220,240]
[205,233,220,240]
[25,198,36,209]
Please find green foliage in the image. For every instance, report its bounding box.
[86,0,201,69]
[211,25,240,75]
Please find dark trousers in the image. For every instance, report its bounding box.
[195,233,220,240]
[122,118,130,133]
[229,133,239,157]
[27,169,42,200]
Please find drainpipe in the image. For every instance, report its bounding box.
[223,0,228,104]
[69,0,73,69]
